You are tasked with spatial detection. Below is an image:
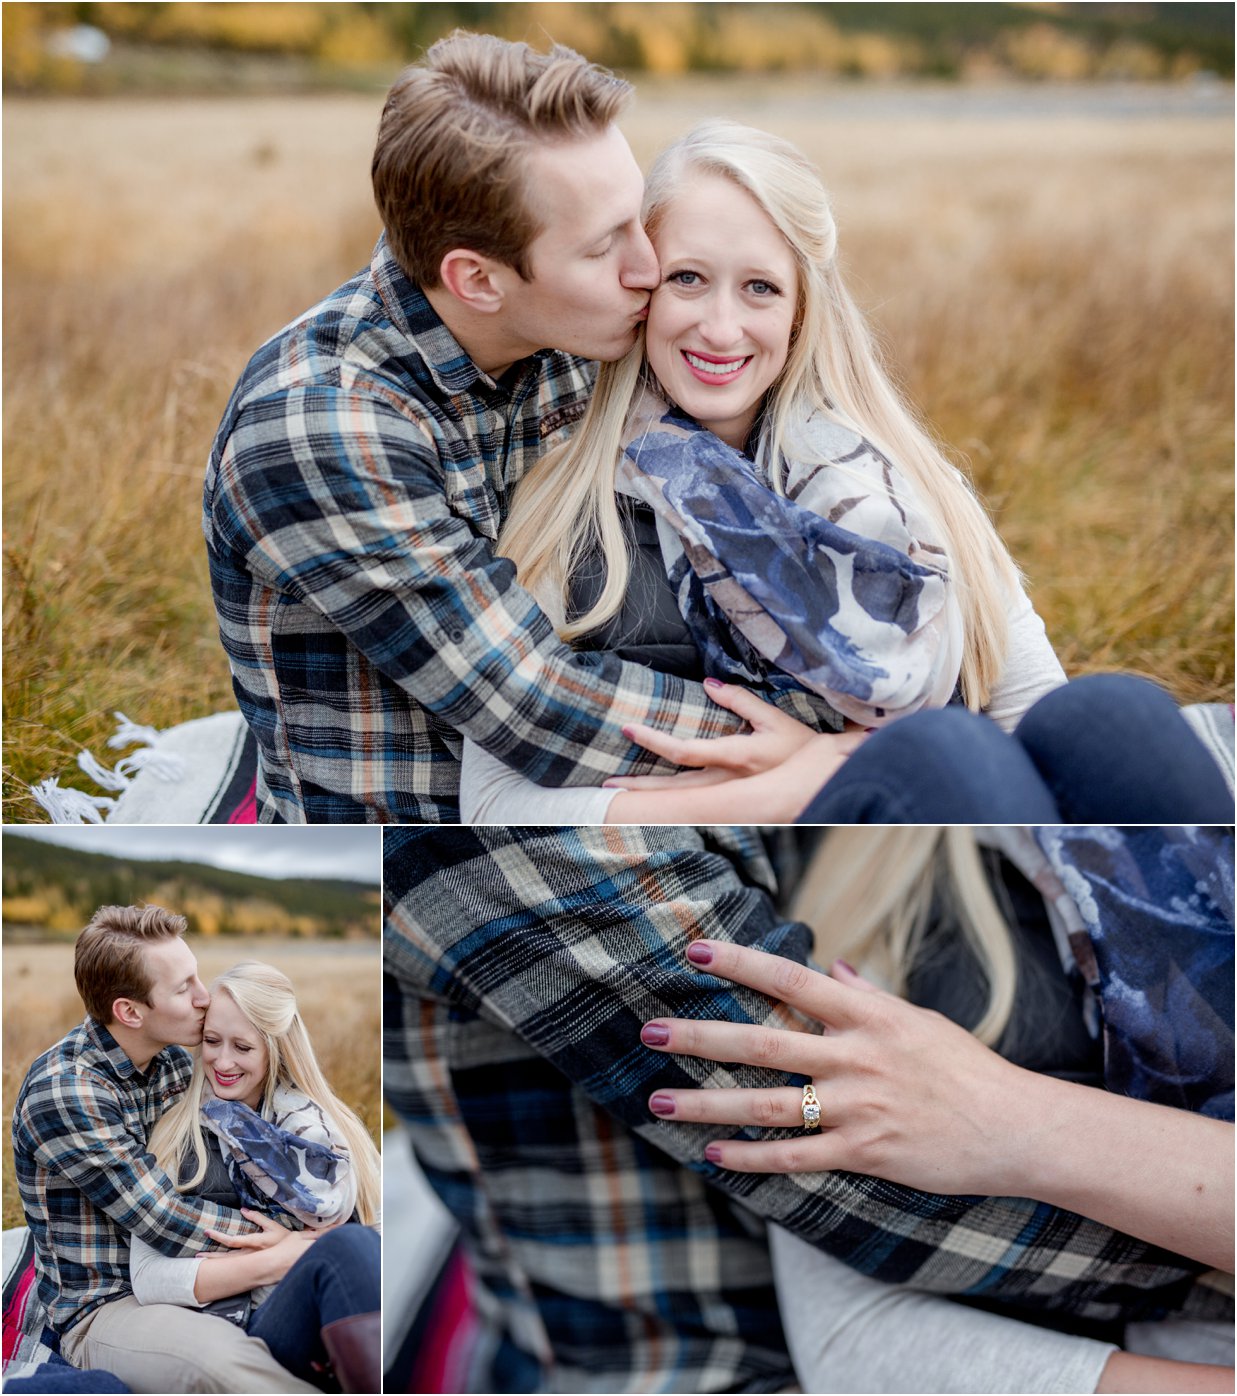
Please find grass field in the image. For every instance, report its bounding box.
[3,81,1233,817]
[2,935,381,1228]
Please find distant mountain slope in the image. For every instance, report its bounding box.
[5,2,1232,94]
[2,834,379,938]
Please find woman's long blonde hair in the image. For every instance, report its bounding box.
[791,828,1016,1044]
[148,962,380,1225]
[499,121,1022,709]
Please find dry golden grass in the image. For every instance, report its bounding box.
[2,935,380,1228]
[3,83,1232,817]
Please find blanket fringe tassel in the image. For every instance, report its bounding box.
[30,712,187,824]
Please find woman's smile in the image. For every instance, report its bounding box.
[681,349,753,384]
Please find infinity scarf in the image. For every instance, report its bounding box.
[201,1082,357,1227]
[617,387,963,727]
[988,826,1234,1121]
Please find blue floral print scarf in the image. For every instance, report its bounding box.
[991,826,1234,1121]
[617,386,963,727]
[201,1082,357,1226]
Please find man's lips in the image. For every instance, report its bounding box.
[681,349,752,384]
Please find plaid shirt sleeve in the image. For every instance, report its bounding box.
[383,825,1228,1326]
[20,1065,248,1257]
[209,385,747,787]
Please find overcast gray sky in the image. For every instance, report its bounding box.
[4,827,382,884]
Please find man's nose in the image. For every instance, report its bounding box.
[191,981,210,1009]
[620,226,660,292]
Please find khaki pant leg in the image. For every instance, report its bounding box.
[60,1295,319,1394]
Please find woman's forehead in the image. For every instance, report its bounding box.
[205,990,253,1033]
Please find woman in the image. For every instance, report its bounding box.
[461,121,1229,824]
[638,827,1234,1392]
[134,963,381,1394]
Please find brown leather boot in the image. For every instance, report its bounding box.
[321,1311,382,1394]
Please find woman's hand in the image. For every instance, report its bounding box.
[203,1208,291,1251]
[605,725,866,824]
[197,1215,325,1296]
[640,941,1030,1197]
[608,680,826,783]
[641,944,1236,1269]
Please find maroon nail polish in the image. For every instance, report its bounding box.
[703,677,723,689]
[686,941,713,966]
[835,960,857,977]
[641,1024,670,1046]
[649,1093,676,1117]
[705,1143,724,1164]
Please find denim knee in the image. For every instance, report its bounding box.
[1015,673,1174,750]
[801,707,1058,823]
[1015,674,1233,822]
[310,1224,380,1300]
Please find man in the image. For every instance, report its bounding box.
[383,826,1230,1392]
[204,30,801,824]
[11,905,318,1393]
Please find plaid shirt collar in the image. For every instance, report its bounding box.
[78,1016,150,1084]
[369,234,550,401]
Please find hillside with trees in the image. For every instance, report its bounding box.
[2,835,380,939]
[4,2,1232,94]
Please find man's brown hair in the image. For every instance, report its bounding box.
[74,904,188,1024]
[372,30,633,287]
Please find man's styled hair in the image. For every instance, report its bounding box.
[74,904,188,1024]
[372,30,633,287]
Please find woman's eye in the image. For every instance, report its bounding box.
[667,270,700,287]
[203,1036,219,1046]
[748,280,780,297]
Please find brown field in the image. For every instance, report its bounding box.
[3,82,1233,817]
[2,936,380,1228]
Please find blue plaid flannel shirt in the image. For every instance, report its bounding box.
[11,1018,249,1334]
[204,235,762,824]
[383,825,1225,1393]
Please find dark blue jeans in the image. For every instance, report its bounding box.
[3,1360,129,1394]
[246,1224,380,1388]
[800,674,1233,823]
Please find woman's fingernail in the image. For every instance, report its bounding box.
[641,1024,671,1046]
[602,781,627,790]
[686,941,714,966]
[705,1143,724,1164]
[649,1093,676,1116]
[703,677,724,689]
[835,959,858,978]
[621,726,636,740]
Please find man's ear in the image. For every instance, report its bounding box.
[437,249,508,315]
[111,997,145,1031]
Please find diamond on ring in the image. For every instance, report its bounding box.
[801,1083,822,1130]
